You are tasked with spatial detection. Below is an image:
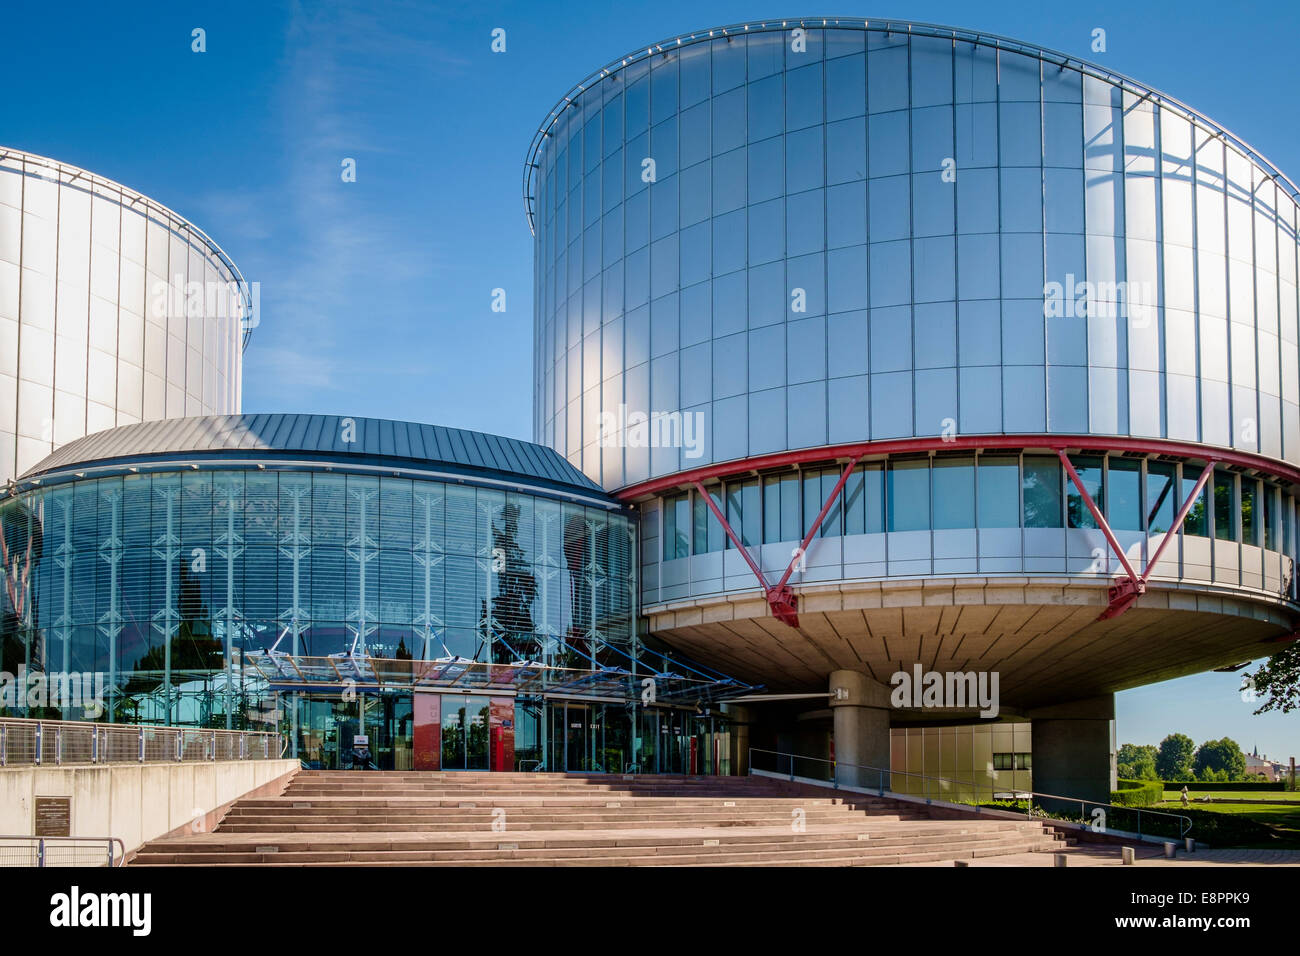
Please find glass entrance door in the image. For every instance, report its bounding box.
[565,703,589,771]
[362,694,413,770]
[439,695,490,770]
[293,696,360,769]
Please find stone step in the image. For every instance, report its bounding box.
[130,769,1068,867]
[223,803,887,818]
[216,817,921,832]
[131,833,1061,866]
[237,797,884,809]
[143,820,1047,854]
[279,790,795,796]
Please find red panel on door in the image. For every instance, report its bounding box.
[489,698,515,772]
[413,694,441,770]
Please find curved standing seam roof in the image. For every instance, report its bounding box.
[19,414,606,496]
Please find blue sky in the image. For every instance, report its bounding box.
[3,0,1297,760]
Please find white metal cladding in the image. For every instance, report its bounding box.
[0,148,252,485]
[527,21,1300,491]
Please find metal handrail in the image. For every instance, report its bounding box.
[0,717,283,768]
[522,17,1300,235]
[0,834,126,867]
[749,747,1193,840]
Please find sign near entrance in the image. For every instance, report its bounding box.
[34,796,71,837]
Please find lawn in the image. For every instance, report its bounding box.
[1154,800,1300,849]
[1161,790,1300,802]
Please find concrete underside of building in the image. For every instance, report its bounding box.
[645,578,1293,706]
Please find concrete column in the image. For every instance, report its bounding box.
[1028,694,1116,810]
[829,671,892,790]
[721,703,752,776]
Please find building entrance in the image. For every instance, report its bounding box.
[292,692,413,770]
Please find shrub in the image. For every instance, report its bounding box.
[1111,778,1164,807]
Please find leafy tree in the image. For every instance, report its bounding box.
[1245,646,1300,714]
[1156,733,1196,781]
[1194,737,1247,781]
[1117,743,1158,780]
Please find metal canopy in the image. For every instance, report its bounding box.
[244,652,756,704]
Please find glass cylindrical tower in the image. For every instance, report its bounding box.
[526,19,1300,711]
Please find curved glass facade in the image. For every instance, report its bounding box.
[0,466,636,726]
[0,149,250,484]
[529,24,1300,488]
[639,451,1298,605]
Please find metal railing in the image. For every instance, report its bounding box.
[0,717,284,768]
[0,835,126,867]
[750,748,1192,840]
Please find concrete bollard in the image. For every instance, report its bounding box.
[1164,841,1177,859]
[1121,846,1135,865]
[1185,837,1195,853]
[1054,853,1068,867]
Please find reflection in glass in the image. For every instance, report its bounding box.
[1066,457,1104,529]
[1108,459,1142,532]
[932,458,975,529]
[726,478,761,548]
[977,456,1019,527]
[663,493,690,559]
[1241,479,1258,547]
[693,487,723,553]
[1145,462,1176,534]
[843,464,885,535]
[763,473,800,543]
[1264,485,1277,551]
[1213,472,1235,542]
[1022,456,1063,528]
[887,459,931,532]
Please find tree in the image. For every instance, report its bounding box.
[1117,743,1158,780]
[1194,737,1247,781]
[1245,646,1300,714]
[1156,733,1196,781]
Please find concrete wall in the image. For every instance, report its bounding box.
[0,759,297,856]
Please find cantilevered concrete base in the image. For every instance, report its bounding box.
[644,575,1296,709]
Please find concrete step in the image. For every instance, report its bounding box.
[130,769,1065,867]
[131,833,1061,866]
[139,820,1047,854]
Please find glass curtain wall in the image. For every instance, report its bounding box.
[0,468,638,726]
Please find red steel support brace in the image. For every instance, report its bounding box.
[1056,450,1217,620]
[693,454,861,629]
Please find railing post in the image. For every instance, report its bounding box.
[36,838,45,868]
[212,730,217,761]
[175,730,182,762]
[107,839,114,868]
[137,727,145,763]
[2,723,8,767]
[91,726,98,764]
[34,722,41,766]
[55,726,63,766]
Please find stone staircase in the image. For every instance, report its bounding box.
[129,770,1065,866]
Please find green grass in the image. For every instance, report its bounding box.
[1154,800,1300,849]
[1162,790,1300,802]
